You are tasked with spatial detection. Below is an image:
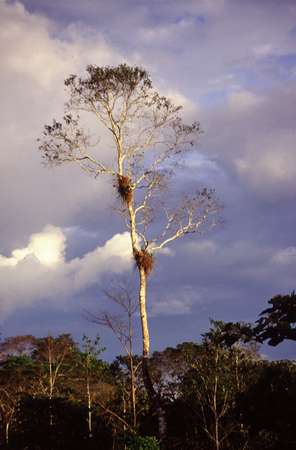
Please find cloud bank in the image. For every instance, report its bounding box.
[0,226,132,317]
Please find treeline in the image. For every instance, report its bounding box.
[0,293,295,449]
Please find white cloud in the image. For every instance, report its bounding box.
[0,2,119,88]
[235,130,296,195]
[165,89,199,120]
[272,247,296,265]
[0,226,132,317]
[69,231,133,291]
[0,225,65,267]
[228,90,264,112]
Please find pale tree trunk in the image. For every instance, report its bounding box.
[138,265,167,447]
[214,414,220,450]
[86,374,93,438]
[5,421,9,446]
[48,341,54,426]
[128,309,137,428]
[130,362,136,428]
[123,387,127,437]
[48,344,53,400]
[124,168,167,446]
[139,266,150,358]
[235,351,240,391]
[213,350,220,450]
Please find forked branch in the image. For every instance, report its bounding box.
[150,189,221,252]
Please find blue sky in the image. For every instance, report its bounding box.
[1,0,296,360]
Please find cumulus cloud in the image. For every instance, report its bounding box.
[0,225,66,267]
[0,226,132,317]
[1,2,119,88]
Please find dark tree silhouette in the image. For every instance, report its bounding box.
[255,291,296,346]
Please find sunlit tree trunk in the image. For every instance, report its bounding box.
[86,372,93,438]
[213,350,220,450]
[127,193,167,445]
[130,361,136,428]
[128,307,137,428]
[139,266,150,357]
[5,421,9,446]
[48,339,54,426]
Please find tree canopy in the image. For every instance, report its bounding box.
[255,292,296,346]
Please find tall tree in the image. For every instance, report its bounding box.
[39,64,220,443]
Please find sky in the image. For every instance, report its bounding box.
[1,0,296,360]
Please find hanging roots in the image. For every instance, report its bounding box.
[134,249,154,276]
[117,174,133,204]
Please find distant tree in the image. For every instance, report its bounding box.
[0,333,119,448]
[29,334,77,431]
[0,335,36,362]
[255,291,296,346]
[0,336,38,445]
[39,63,221,444]
[87,278,140,430]
[75,335,106,439]
[170,322,261,450]
[32,334,76,400]
[202,320,255,350]
[189,346,238,449]
[203,320,260,393]
[2,330,296,450]
[0,355,36,446]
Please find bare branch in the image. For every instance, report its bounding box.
[150,189,221,252]
[96,397,132,431]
